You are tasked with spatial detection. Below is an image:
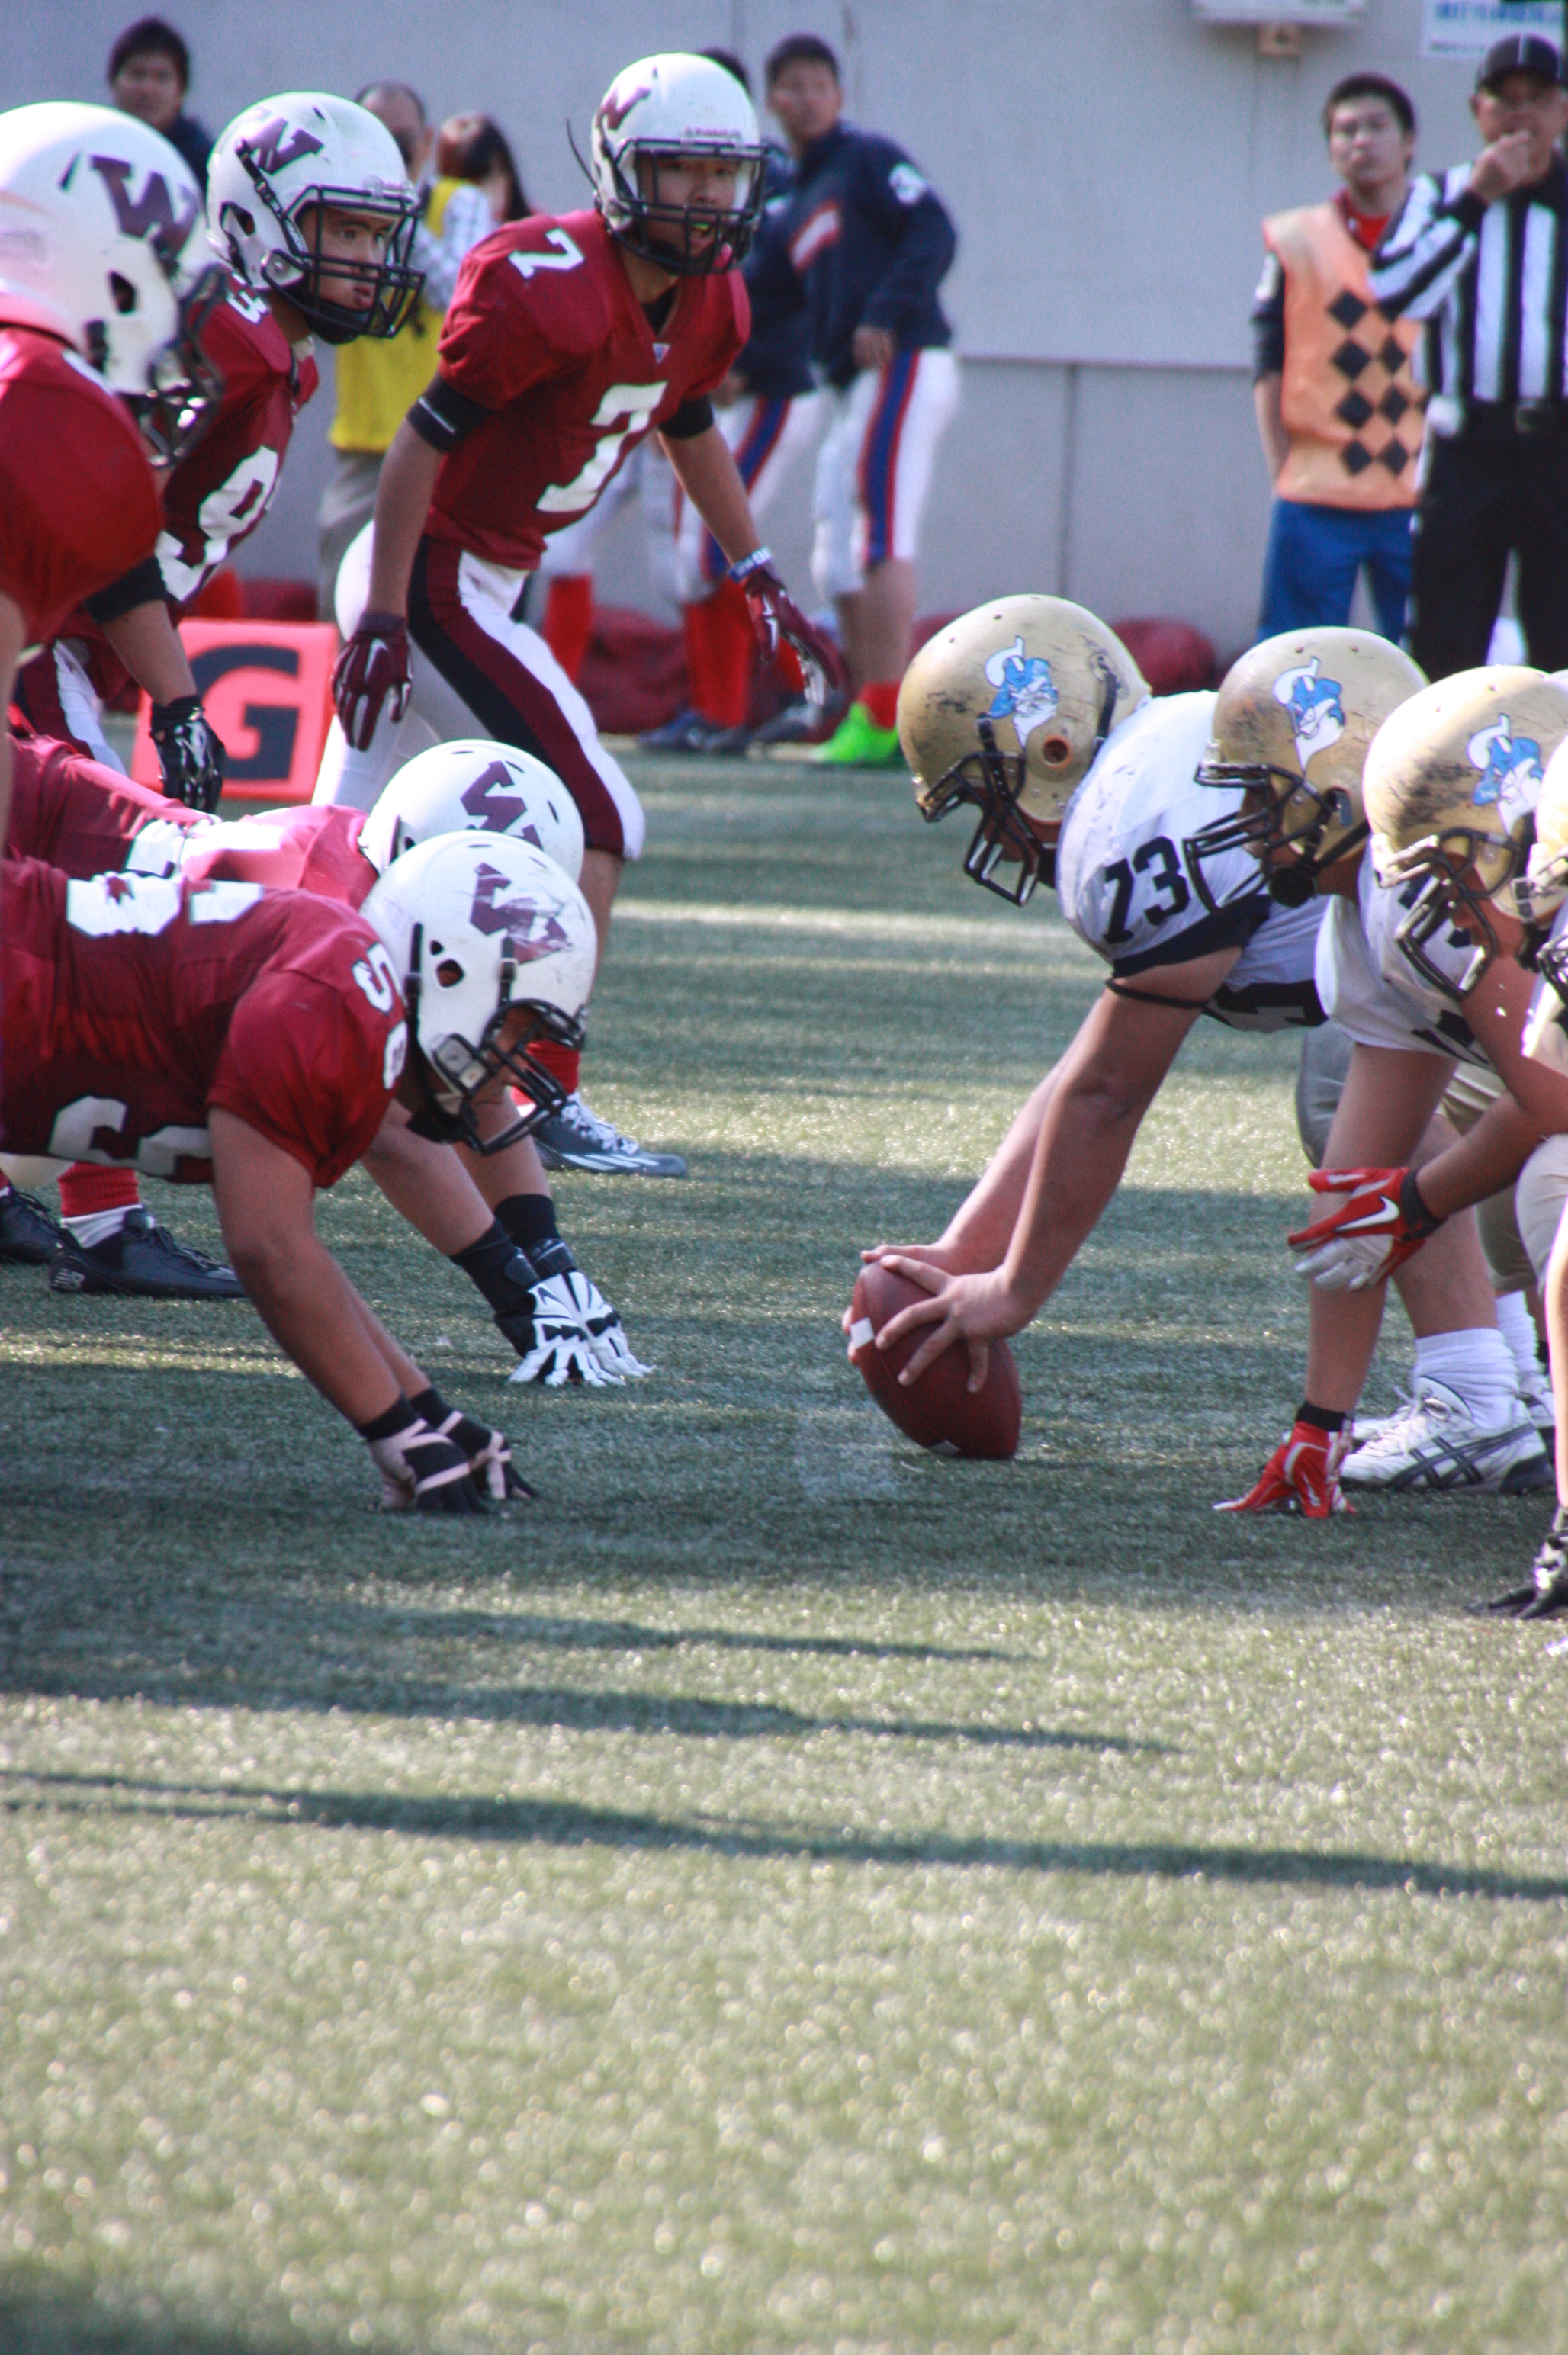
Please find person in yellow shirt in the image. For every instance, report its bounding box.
[1252,74,1423,641]
[316,82,499,618]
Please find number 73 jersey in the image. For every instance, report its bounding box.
[0,858,406,1189]
[426,208,748,570]
[1055,690,1325,1031]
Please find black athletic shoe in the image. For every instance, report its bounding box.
[0,1185,64,1265]
[48,1207,246,1300]
[639,708,726,752]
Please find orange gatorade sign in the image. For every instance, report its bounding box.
[131,621,339,803]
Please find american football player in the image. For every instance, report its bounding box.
[847,596,1334,1406]
[1259,673,1568,1544]
[319,51,843,1178]
[8,92,424,1303]
[1200,654,1566,1509]
[2,734,647,1387]
[0,101,218,1270]
[0,832,594,1508]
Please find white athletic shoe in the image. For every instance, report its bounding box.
[532,1093,687,1178]
[1339,1377,1551,1492]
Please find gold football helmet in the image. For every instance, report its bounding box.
[896,595,1149,904]
[1363,665,1568,1001]
[1187,628,1425,912]
[1519,736,1568,927]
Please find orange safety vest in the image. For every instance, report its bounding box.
[1264,201,1425,510]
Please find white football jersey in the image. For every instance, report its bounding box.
[1316,854,1486,1066]
[1055,691,1325,1030]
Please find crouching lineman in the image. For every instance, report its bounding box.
[2,732,647,1387]
[1202,657,1566,1511]
[319,52,843,1178]
[0,831,595,1508]
[846,597,1337,1390]
[0,99,218,1261]
[1264,680,1568,1579]
[11,90,425,1300]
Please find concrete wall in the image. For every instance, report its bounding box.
[2,0,1509,652]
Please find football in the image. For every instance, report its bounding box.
[847,1261,1022,1460]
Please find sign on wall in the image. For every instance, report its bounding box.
[1422,0,1566,56]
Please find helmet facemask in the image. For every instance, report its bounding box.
[1187,757,1366,915]
[230,142,423,341]
[918,716,1052,906]
[1377,824,1531,1004]
[111,260,227,462]
[403,922,586,1158]
[602,139,763,276]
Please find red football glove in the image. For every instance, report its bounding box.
[737,557,850,710]
[1215,1421,1351,1518]
[1287,1165,1443,1293]
[332,610,412,750]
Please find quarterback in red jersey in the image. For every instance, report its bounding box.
[2,733,649,1386]
[14,90,420,810]
[0,834,595,1508]
[323,52,843,1180]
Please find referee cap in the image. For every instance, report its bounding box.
[1476,34,1565,93]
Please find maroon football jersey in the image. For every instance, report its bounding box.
[0,856,406,1189]
[5,733,208,875]
[179,805,375,905]
[155,279,319,609]
[0,329,162,643]
[428,209,748,568]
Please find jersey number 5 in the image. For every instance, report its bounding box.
[538,383,667,516]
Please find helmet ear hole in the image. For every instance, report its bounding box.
[108,271,137,315]
[1039,736,1073,768]
[435,958,464,987]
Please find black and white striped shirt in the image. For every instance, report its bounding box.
[1370,163,1568,403]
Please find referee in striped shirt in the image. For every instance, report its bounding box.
[1370,34,1568,678]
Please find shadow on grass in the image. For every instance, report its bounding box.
[5,1769,1565,1903]
[0,2275,378,2355]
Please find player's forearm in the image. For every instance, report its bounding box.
[361,1109,495,1255]
[227,1227,405,1425]
[1410,1093,1548,1222]
[659,425,762,566]
[1001,1068,1159,1316]
[366,420,444,615]
[101,599,196,707]
[1253,376,1289,483]
[936,1067,1062,1267]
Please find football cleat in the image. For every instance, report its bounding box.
[1473,1507,1568,1618]
[750,696,843,750]
[532,1093,687,1178]
[0,1185,64,1266]
[1338,1378,1550,1492]
[811,702,904,769]
[638,708,723,752]
[48,1208,246,1300]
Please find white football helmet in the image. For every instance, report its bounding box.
[359,741,586,882]
[207,92,421,343]
[591,53,764,275]
[896,596,1150,904]
[361,834,596,1156]
[0,101,222,459]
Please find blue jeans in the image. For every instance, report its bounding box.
[1258,496,1413,643]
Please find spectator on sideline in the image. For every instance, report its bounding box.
[434,114,529,225]
[106,15,211,185]
[767,32,958,769]
[316,82,495,621]
[1252,73,1423,642]
[1372,34,1568,678]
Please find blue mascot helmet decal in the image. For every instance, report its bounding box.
[1272,655,1346,769]
[1467,715,1544,815]
[983,638,1059,753]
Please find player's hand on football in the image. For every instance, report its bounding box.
[856,1257,1026,1395]
[738,557,850,711]
[332,610,412,750]
[496,1272,621,1389]
[149,696,225,811]
[1288,1165,1442,1292]
[365,1411,487,1514]
[841,1243,954,1337]
[1214,1421,1351,1518]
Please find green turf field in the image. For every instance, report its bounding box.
[3,751,1566,2353]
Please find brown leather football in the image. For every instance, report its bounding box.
[847,1261,1021,1460]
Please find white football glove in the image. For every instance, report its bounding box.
[499,1272,622,1389]
[1289,1231,1394,1292]
[570,1269,653,1380]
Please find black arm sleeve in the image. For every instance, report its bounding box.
[660,395,715,441]
[84,551,169,623]
[407,372,494,455]
[1250,254,1285,381]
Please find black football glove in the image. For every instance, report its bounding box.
[423,1399,537,1502]
[149,695,225,812]
[1473,1508,1568,1618]
[361,1399,487,1515]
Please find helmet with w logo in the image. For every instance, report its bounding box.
[591,53,765,276]
[359,740,586,882]
[0,101,222,458]
[208,92,422,342]
[361,834,596,1155]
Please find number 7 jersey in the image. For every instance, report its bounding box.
[1055,691,1325,1030]
[426,209,749,569]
